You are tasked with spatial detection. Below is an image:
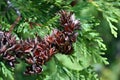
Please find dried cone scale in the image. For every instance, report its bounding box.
[0,31,17,67]
[0,10,80,75]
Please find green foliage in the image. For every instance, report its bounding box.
[0,62,14,80]
[100,58,120,80]
[0,0,119,80]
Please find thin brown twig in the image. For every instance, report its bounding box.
[9,16,21,33]
[5,0,21,32]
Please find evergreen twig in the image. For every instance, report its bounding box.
[5,0,21,32]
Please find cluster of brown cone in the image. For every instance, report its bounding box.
[0,10,80,75]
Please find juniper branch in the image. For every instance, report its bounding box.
[5,0,21,32]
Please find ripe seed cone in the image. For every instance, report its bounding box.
[0,31,17,67]
[0,10,80,75]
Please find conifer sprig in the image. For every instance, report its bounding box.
[0,10,80,75]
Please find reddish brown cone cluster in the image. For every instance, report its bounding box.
[0,31,17,67]
[22,37,56,74]
[0,10,80,75]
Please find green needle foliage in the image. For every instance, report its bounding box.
[0,0,119,80]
